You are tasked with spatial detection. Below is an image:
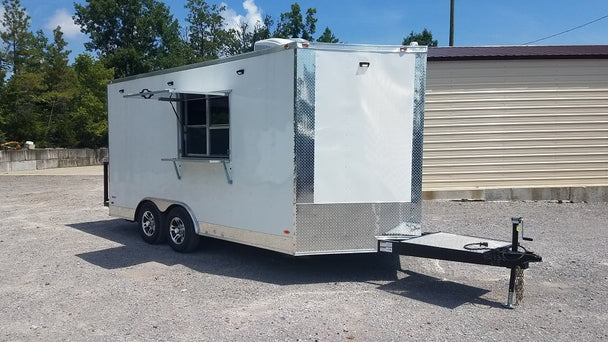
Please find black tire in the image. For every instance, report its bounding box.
[166,206,199,253]
[137,202,166,244]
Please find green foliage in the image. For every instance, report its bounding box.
[71,54,114,147]
[0,1,113,149]
[317,27,339,43]
[0,0,48,145]
[227,15,274,54]
[251,15,274,46]
[0,109,5,143]
[1,0,34,75]
[74,0,185,78]
[402,29,438,47]
[274,2,317,40]
[185,0,236,61]
[302,8,318,41]
[2,71,47,144]
[41,27,78,147]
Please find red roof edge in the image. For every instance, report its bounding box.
[428,45,608,61]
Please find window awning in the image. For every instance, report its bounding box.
[123,88,231,102]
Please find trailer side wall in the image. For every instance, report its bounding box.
[107,49,296,253]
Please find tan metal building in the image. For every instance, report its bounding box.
[424,46,608,202]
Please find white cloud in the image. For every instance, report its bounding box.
[46,9,83,39]
[242,0,263,27]
[221,0,264,33]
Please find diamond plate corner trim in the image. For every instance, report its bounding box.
[294,49,316,204]
[410,52,427,223]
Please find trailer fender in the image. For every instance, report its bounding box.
[140,197,201,235]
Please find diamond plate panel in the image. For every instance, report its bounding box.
[412,53,427,203]
[295,202,421,254]
[294,49,316,204]
[406,52,428,227]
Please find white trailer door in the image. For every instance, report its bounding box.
[313,50,417,204]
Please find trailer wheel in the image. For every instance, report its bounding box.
[137,202,165,244]
[166,206,199,253]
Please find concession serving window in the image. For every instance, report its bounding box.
[123,88,233,183]
[124,88,231,159]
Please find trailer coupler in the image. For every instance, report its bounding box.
[377,217,542,308]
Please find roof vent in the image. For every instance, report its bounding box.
[254,38,310,51]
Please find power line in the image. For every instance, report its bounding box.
[522,13,608,45]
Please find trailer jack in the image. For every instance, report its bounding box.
[503,217,540,308]
[377,217,542,308]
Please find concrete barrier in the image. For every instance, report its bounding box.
[2,147,605,202]
[0,148,108,173]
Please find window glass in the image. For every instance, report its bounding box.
[181,94,229,158]
[185,127,206,155]
[186,99,206,125]
[209,129,229,156]
[209,97,229,125]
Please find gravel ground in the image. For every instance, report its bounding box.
[0,168,607,341]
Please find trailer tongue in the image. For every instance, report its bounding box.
[378,217,542,308]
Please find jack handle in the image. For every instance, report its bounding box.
[520,217,534,242]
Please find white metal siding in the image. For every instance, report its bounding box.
[424,59,608,191]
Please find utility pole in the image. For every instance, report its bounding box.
[449,0,455,46]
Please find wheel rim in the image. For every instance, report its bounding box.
[169,217,185,245]
[141,210,156,237]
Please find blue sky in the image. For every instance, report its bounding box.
[15,0,608,61]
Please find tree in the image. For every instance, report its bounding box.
[0,0,36,76]
[251,15,273,45]
[41,27,78,147]
[302,7,317,41]
[71,54,114,147]
[274,3,317,41]
[0,0,48,145]
[1,70,46,144]
[74,0,185,78]
[185,0,236,61]
[402,29,438,47]
[317,27,339,43]
[227,20,252,55]
[228,15,274,54]
[0,0,115,148]
[0,105,5,143]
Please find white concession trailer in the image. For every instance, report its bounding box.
[106,39,542,306]
[106,40,427,254]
